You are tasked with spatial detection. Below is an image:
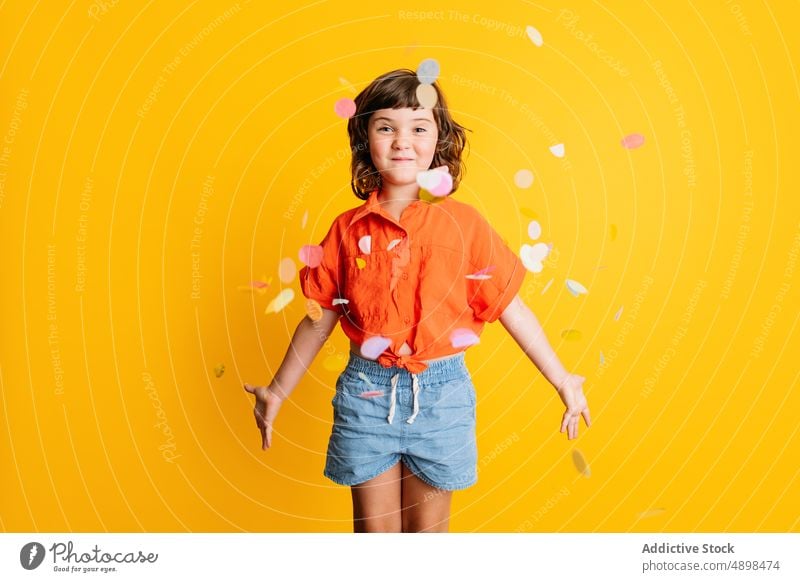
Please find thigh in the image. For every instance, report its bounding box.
[350,461,402,533]
[400,461,453,533]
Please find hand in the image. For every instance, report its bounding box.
[554,374,591,439]
[243,383,284,450]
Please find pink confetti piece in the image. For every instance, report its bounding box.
[416,83,438,108]
[250,280,268,289]
[334,97,356,119]
[450,328,480,348]
[466,265,496,280]
[621,133,645,149]
[278,257,296,283]
[614,306,623,321]
[358,390,384,398]
[299,244,323,268]
[360,336,392,359]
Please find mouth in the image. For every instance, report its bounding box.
[391,158,415,163]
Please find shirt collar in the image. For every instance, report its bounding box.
[348,187,432,228]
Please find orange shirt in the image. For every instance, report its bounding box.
[298,188,527,372]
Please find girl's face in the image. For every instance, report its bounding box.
[367,107,438,188]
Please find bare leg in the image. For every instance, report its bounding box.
[350,461,402,532]
[400,461,452,532]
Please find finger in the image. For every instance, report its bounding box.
[265,423,272,449]
[582,408,592,427]
[260,424,267,450]
[244,383,258,394]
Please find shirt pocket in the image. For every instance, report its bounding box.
[342,251,393,326]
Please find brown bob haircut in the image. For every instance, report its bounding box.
[347,68,470,200]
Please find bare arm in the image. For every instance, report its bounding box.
[498,294,591,438]
[498,294,569,389]
[268,307,340,401]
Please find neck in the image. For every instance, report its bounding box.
[378,182,421,204]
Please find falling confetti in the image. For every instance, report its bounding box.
[450,328,480,348]
[527,220,541,240]
[301,209,308,229]
[339,76,357,94]
[525,25,544,47]
[360,336,392,359]
[358,390,384,398]
[416,82,438,108]
[237,276,272,294]
[541,278,553,294]
[520,207,538,219]
[305,299,323,322]
[566,279,588,297]
[358,235,372,255]
[332,298,349,306]
[572,449,591,477]
[278,257,296,283]
[357,372,376,387]
[334,97,356,119]
[637,508,667,519]
[549,143,565,158]
[520,242,550,273]
[561,329,582,341]
[466,265,496,280]
[614,306,623,321]
[387,238,401,251]
[265,288,294,314]
[416,58,440,84]
[599,351,604,364]
[416,167,452,196]
[514,169,534,188]
[621,133,645,149]
[213,363,225,378]
[299,244,323,268]
[609,224,618,241]
[355,257,366,269]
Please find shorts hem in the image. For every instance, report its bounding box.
[401,457,477,491]
[323,454,402,487]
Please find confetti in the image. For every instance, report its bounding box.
[520,207,538,219]
[416,58,440,84]
[450,328,480,348]
[301,209,308,229]
[416,167,452,196]
[357,372,375,387]
[332,298,349,306]
[360,336,392,359]
[566,278,588,297]
[415,83,438,108]
[541,278,553,294]
[527,220,541,240]
[561,329,582,341]
[299,244,323,268]
[387,238,402,251]
[358,235,372,255]
[358,390,384,398]
[609,224,617,241]
[614,306,623,321]
[572,449,591,477]
[237,276,271,294]
[514,169,534,188]
[637,508,667,519]
[599,351,604,364]
[339,76,357,94]
[213,363,225,378]
[520,242,550,273]
[306,299,323,322]
[278,257,296,283]
[334,97,356,119]
[355,257,366,269]
[621,133,645,149]
[265,288,294,313]
[525,25,544,47]
[466,265,496,280]
[549,143,565,158]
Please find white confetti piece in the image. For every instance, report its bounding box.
[566,278,588,297]
[358,235,371,255]
[541,278,553,294]
[514,169,534,188]
[549,143,565,158]
[357,372,375,387]
[266,288,294,313]
[527,220,541,240]
[614,306,623,321]
[332,298,349,306]
[360,336,392,359]
[599,351,604,364]
[520,242,550,273]
[416,58,440,84]
[387,238,401,251]
[526,25,543,47]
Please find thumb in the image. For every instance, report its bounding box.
[243,383,256,394]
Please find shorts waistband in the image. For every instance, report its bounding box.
[345,350,468,385]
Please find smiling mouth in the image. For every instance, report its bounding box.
[391,158,415,162]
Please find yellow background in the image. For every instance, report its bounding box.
[1,0,798,533]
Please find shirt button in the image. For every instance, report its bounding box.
[401,273,408,280]
[404,317,410,323]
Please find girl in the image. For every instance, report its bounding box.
[244,68,591,533]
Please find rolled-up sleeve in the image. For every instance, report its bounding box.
[466,213,527,323]
[298,219,344,312]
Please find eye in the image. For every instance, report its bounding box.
[415,127,427,133]
[377,126,393,132]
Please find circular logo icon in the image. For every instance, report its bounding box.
[20,542,46,570]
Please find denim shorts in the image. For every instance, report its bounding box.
[324,350,478,491]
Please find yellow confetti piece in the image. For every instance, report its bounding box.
[572,449,591,477]
[355,257,366,269]
[520,207,538,219]
[561,329,582,341]
[306,299,323,322]
[213,363,225,378]
[636,508,667,519]
[610,224,618,241]
[265,288,294,314]
[322,352,348,372]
